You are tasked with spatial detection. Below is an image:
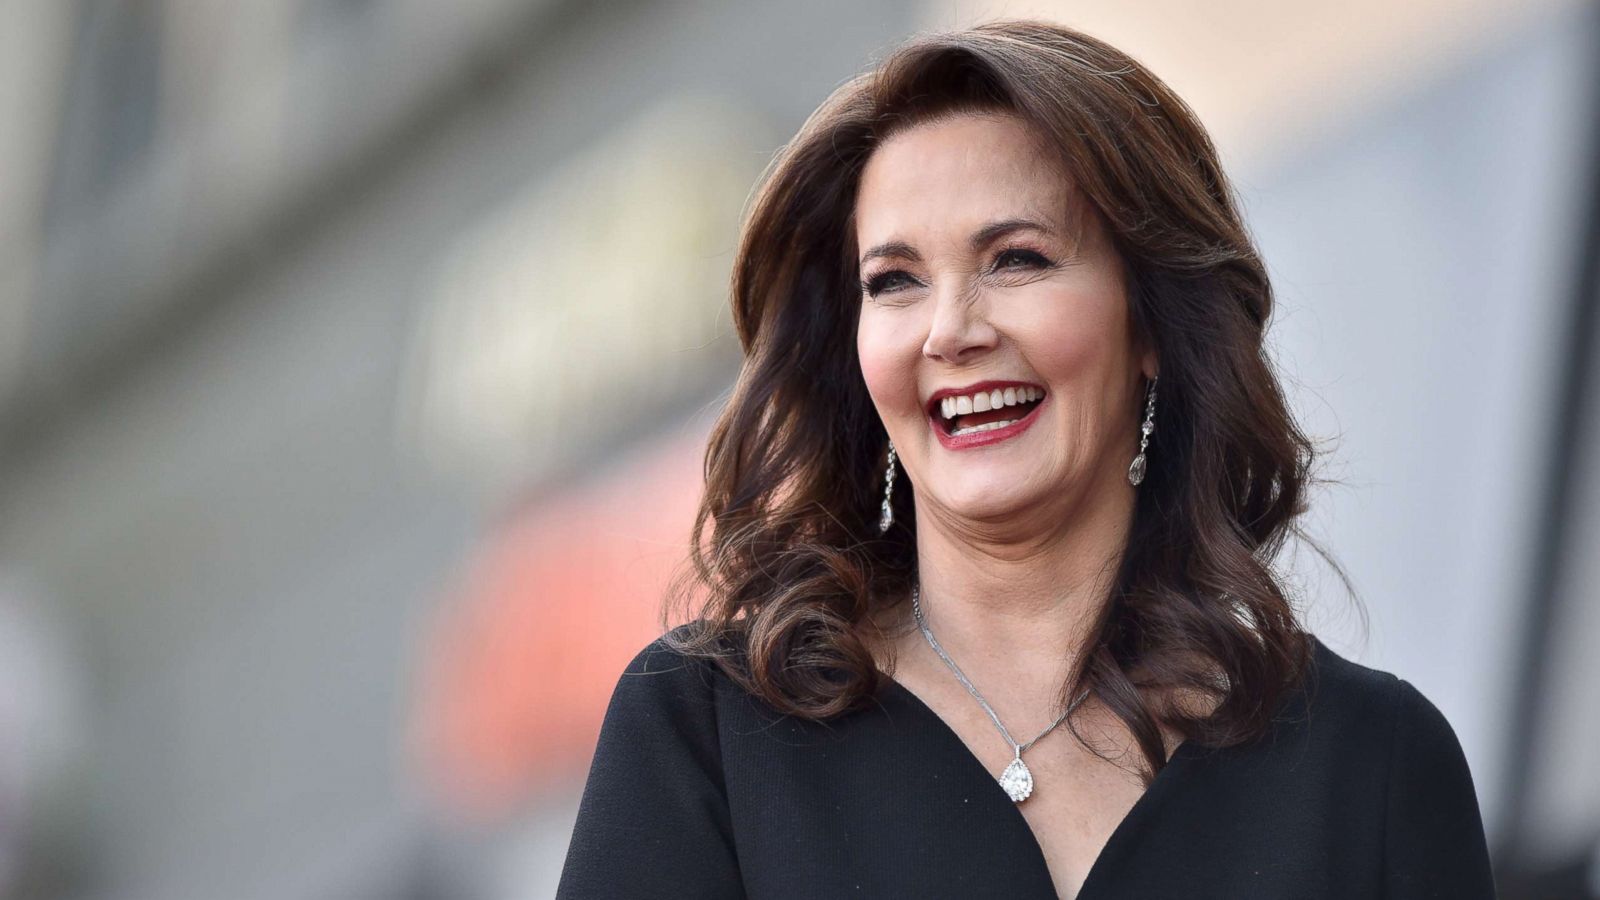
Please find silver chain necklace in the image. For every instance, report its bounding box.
[911,582,1091,803]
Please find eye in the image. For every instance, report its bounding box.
[862,269,918,298]
[993,248,1052,271]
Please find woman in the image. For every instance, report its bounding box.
[556,20,1496,900]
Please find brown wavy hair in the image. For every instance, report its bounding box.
[663,19,1355,783]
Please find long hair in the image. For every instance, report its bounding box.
[663,19,1350,783]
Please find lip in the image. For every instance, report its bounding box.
[925,379,1048,451]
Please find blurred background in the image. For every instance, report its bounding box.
[0,0,1596,897]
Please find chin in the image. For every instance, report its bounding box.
[936,480,1038,523]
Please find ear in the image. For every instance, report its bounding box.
[1139,346,1159,381]
[1126,316,1158,381]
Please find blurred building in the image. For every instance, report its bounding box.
[0,1,1594,898]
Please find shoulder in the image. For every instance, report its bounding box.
[1293,634,1476,786]
[1301,632,1400,702]
[617,621,721,684]
[1302,641,1496,891]
[1299,633,1457,735]
[600,621,737,733]
[580,622,741,793]
[560,623,750,898]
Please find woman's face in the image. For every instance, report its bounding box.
[854,112,1155,532]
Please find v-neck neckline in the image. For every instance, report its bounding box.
[877,673,1198,898]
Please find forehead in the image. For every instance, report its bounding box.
[854,113,1074,245]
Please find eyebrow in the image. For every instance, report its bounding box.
[858,217,1059,267]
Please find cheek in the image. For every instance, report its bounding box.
[1012,296,1122,380]
[1006,286,1133,437]
[856,309,921,414]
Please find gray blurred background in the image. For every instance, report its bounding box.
[0,1,1597,897]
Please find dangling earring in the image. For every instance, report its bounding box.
[1127,375,1158,486]
[878,440,898,533]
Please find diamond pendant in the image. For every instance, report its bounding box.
[1127,453,1147,486]
[998,751,1034,803]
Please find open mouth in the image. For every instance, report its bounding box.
[930,384,1046,437]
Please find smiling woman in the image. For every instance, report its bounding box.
[556,19,1496,900]
[855,112,1149,504]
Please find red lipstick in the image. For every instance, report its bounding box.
[925,380,1047,451]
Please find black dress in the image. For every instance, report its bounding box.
[555,622,1497,899]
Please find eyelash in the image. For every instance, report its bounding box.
[860,248,1054,298]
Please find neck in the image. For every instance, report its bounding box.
[895,468,1136,697]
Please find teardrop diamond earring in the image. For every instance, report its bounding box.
[878,441,898,533]
[1127,375,1158,486]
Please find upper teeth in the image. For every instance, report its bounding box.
[939,386,1043,420]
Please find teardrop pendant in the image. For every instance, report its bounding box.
[1127,453,1147,486]
[998,753,1035,803]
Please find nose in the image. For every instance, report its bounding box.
[921,278,999,365]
